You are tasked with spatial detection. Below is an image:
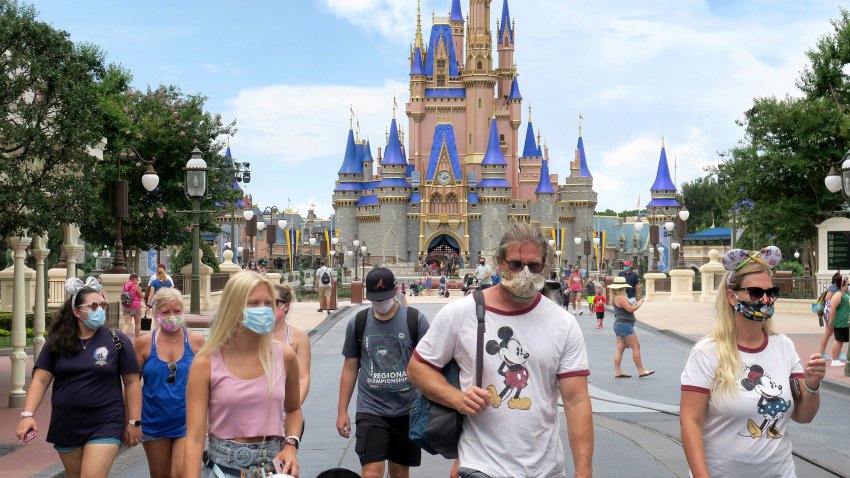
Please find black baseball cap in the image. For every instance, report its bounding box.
[365,267,396,301]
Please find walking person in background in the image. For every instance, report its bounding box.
[273,284,312,412]
[817,273,844,361]
[609,276,653,378]
[134,287,205,478]
[593,286,607,329]
[336,268,429,478]
[316,259,334,313]
[121,272,145,339]
[827,275,849,367]
[618,261,640,305]
[439,271,448,298]
[16,278,141,478]
[475,256,493,289]
[184,271,303,478]
[146,267,174,310]
[680,248,825,477]
[585,275,597,314]
[424,270,432,296]
[568,265,584,315]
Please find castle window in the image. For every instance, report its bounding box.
[500,134,505,142]
[437,59,446,70]
[478,98,482,108]
[469,134,472,145]
[437,76,446,87]
[477,61,483,70]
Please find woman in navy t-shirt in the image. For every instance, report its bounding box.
[16,278,141,477]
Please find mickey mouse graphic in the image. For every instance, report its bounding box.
[485,326,532,410]
[740,364,791,439]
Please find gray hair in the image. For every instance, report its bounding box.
[494,222,550,266]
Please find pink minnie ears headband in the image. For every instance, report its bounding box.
[722,246,782,285]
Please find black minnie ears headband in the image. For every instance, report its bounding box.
[721,246,782,284]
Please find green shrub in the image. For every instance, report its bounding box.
[171,239,221,273]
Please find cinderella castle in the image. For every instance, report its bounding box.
[333,0,597,270]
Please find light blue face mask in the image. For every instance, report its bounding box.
[83,308,106,330]
[242,307,275,335]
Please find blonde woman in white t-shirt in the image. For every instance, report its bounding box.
[679,249,825,478]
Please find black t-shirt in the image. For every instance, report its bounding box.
[35,327,139,446]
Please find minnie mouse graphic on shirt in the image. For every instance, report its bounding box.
[740,364,791,439]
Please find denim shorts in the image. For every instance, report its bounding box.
[203,435,282,477]
[54,437,122,453]
[613,321,636,338]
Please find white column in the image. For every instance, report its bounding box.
[31,234,50,361]
[62,224,83,279]
[8,235,33,408]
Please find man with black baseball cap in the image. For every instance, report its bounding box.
[336,268,430,478]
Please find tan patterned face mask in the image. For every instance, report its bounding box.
[500,266,545,301]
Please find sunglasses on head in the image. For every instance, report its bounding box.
[167,362,177,384]
[77,301,109,311]
[503,260,545,274]
[734,286,779,302]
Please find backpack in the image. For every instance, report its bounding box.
[120,283,133,307]
[321,268,331,285]
[409,289,486,459]
[812,290,828,317]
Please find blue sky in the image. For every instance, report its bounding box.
[31,0,845,219]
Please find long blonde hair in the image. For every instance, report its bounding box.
[153,287,183,314]
[199,271,279,394]
[711,261,776,403]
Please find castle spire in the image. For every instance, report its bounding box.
[535,158,556,194]
[522,107,539,158]
[576,135,592,178]
[415,0,424,50]
[650,143,676,192]
[382,118,406,166]
[509,76,522,100]
[481,118,507,166]
[337,127,360,175]
[450,0,463,22]
[498,0,514,43]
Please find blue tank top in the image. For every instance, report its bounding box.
[141,328,194,438]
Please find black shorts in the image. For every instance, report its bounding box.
[596,312,605,320]
[834,326,849,342]
[354,412,421,467]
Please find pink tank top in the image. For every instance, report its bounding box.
[208,346,286,439]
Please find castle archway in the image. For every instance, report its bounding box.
[426,232,462,277]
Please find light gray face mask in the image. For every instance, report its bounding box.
[372,298,395,314]
[500,266,545,300]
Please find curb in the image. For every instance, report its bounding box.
[633,319,850,397]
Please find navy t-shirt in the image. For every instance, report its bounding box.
[35,327,139,446]
[619,271,639,299]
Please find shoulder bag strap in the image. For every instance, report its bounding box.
[354,309,369,352]
[472,289,486,388]
[406,306,419,348]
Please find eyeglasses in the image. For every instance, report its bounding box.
[77,301,109,311]
[734,286,779,302]
[503,260,545,274]
[275,299,288,309]
[166,362,177,384]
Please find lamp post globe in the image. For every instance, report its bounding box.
[257,221,266,231]
[664,221,675,233]
[842,149,850,195]
[825,165,843,193]
[353,239,360,248]
[574,237,581,245]
[278,219,287,229]
[794,250,800,259]
[184,147,208,315]
[634,219,644,232]
[243,210,254,221]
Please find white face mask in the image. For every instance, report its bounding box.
[372,298,395,314]
[500,266,545,301]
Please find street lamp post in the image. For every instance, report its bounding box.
[309,237,317,270]
[227,161,250,257]
[360,245,368,281]
[243,209,256,263]
[331,237,339,269]
[107,147,160,273]
[676,206,689,269]
[547,239,556,274]
[352,239,361,280]
[184,147,207,315]
[664,220,676,271]
[256,206,282,270]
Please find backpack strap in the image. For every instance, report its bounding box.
[472,289,486,388]
[108,328,123,351]
[354,309,369,352]
[406,306,420,348]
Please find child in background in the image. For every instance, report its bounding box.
[593,286,607,329]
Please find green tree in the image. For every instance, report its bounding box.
[0,0,106,238]
[680,173,729,232]
[80,81,238,261]
[718,9,850,255]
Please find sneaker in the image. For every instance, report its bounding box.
[579,310,584,315]
[830,360,846,367]
[822,353,832,361]
[840,353,848,362]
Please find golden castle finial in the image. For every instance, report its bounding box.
[356,120,360,141]
[528,104,533,123]
[385,127,389,144]
[579,113,584,137]
[492,97,497,120]
[662,121,665,148]
[349,105,355,130]
[393,95,398,119]
[415,0,424,50]
[537,130,542,147]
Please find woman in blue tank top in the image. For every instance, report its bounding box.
[134,287,205,478]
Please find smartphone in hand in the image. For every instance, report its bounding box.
[23,429,37,443]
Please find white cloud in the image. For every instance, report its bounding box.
[321,0,419,41]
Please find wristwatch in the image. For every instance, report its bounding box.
[19,411,34,420]
[128,419,141,426]
[283,435,300,450]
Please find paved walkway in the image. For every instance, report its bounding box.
[0,295,847,477]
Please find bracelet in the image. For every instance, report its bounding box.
[803,380,820,394]
[19,411,34,420]
[283,435,300,450]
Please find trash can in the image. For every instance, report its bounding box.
[329,279,339,311]
[351,280,364,304]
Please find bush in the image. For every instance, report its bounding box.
[776,260,804,277]
[0,312,34,331]
[171,239,221,273]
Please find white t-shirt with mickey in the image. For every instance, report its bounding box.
[680,333,804,478]
[414,293,590,478]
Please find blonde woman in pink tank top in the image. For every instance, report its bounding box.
[184,272,303,478]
